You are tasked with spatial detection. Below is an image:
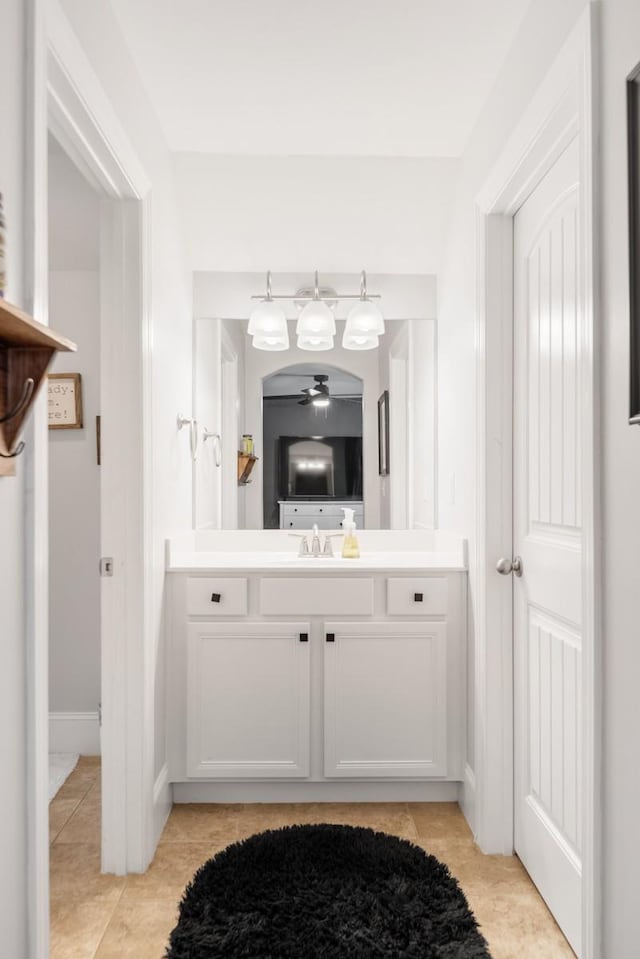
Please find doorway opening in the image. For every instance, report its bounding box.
[44,23,154,888]
[47,133,102,783]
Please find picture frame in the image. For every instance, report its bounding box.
[48,372,83,429]
[378,390,389,475]
[627,60,640,424]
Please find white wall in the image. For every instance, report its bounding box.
[221,318,246,528]
[58,0,194,796]
[411,320,437,530]
[48,141,101,725]
[378,320,436,530]
[48,271,101,713]
[0,2,28,951]
[437,0,587,802]
[599,0,640,950]
[175,155,458,275]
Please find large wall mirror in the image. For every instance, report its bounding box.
[192,272,437,531]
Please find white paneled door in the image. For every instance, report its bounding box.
[513,137,582,955]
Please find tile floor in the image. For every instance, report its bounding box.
[50,758,575,958]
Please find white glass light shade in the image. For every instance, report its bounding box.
[296,300,336,336]
[345,298,385,335]
[342,329,379,351]
[248,299,288,336]
[297,333,334,351]
[252,332,289,351]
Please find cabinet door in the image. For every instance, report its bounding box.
[187,622,311,778]
[324,622,447,778]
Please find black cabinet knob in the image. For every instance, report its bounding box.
[414,593,424,603]
[211,592,222,603]
[299,633,309,642]
[326,633,335,643]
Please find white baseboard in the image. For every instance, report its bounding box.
[172,781,460,804]
[458,763,477,837]
[49,711,101,755]
[152,763,172,848]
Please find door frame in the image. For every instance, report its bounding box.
[388,322,413,529]
[472,8,601,957]
[221,327,239,528]
[26,6,153,942]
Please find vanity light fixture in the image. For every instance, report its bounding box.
[342,271,385,349]
[296,274,337,346]
[343,331,380,351]
[249,270,383,351]
[297,334,334,352]
[248,271,289,350]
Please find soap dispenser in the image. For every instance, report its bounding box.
[341,507,360,559]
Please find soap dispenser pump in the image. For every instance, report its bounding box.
[341,507,360,559]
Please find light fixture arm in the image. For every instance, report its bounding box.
[251,270,381,302]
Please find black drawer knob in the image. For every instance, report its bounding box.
[414,593,424,603]
[299,633,309,642]
[326,633,335,643]
[211,592,222,603]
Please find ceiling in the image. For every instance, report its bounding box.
[110,0,530,158]
[263,364,363,399]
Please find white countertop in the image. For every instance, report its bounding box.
[166,530,467,573]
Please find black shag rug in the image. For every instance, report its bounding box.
[165,823,491,958]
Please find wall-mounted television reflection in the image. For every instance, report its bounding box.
[278,436,363,500]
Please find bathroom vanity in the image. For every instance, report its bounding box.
[165,530,467,802]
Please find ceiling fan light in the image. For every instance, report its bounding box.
[296,300,337,336]
[345,299,385,335]
[248,299,288,336]
[252,331,290,351]
[297,333,334,351]
[312,397,330,408]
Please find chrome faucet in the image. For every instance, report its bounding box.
[289,527,340,558]
[310,524,322,557]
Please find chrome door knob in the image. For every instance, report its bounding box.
[496,556,523,577]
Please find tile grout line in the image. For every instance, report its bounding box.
[88,885,126,959]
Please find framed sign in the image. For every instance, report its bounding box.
[48,373,83,429]
[378,390,389,476]
[628,60,640,424]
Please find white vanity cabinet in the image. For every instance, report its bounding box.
[166,552,467,801]
[323,621,447,778]
[187,621,311,778]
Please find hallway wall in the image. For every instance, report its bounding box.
[599,0,640,950]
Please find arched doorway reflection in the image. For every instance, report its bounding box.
[262,364,364,528]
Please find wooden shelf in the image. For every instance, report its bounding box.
[0,299,76,476]
[237,452,258,485]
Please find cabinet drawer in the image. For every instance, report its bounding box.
[186,577,248,616]
[259,578,374,616]
[282,503,336,517]
[283,516,341,530]
[386,577,448,616]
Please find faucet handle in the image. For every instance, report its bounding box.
[322,533,343,558]
[288,532,310,557]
